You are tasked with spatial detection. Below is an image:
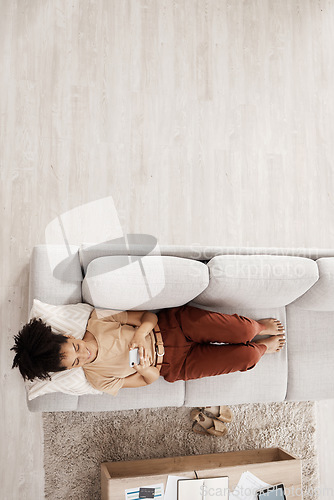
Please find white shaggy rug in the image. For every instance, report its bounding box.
[43,401,319,499]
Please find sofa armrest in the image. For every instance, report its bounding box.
[28,245,83,312]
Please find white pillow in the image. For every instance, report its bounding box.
[82,255,209,310]
[25,299,103,400]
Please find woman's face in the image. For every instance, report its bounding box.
[59,335,93,369]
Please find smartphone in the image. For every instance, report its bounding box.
[129,348,140,367]
[257,484,286,499]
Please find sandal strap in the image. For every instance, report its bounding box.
[190,408,202,421]
[203,405,233,423]
[213,419,228,434]
[192,419,228,437]
[192,421,210,435]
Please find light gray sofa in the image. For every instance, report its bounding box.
[27,239,334,412]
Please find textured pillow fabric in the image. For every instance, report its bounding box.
[25,299,103,400]
[291,258,334,311]
[82,255,209,310]
[193,255,319,309]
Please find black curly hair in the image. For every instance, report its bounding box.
[11,318,69,381]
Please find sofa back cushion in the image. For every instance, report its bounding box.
[291,258,334,311]
[193,255,319,308]
[82,255,209,310]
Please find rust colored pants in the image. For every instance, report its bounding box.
[157,304,267,383]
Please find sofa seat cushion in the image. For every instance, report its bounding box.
[26,379,185,412]
[82,255,209,310]
[291,258,334,311]
[184,305,287,406]
[26,392,79,412]
[76,378,185,411]
[193,255,318,309]
[285,305,334,400]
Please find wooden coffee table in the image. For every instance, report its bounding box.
[101,447,302,499]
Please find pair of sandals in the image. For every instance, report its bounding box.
[191,405,233,437]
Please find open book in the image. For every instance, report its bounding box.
[177,476,229,500]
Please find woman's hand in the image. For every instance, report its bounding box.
[128,327,146,351]
[127,312,158,351]
[131,346,160,385]
[132,346,153,373]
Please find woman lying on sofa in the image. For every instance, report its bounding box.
[11,305,286,397]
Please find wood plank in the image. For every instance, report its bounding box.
[278,448,300,461]
[104,448,284,478]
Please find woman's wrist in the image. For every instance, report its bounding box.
[136,312,158,336]
[136,365,160,383]
[133,327,147,339]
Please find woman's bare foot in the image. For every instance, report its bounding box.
[257,318,285,336]
[254,335,286,353]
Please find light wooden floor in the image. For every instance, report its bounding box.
[1,0,334,498]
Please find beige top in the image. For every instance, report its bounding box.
[83,309,156,396]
